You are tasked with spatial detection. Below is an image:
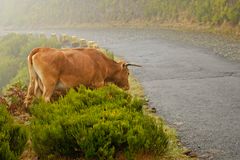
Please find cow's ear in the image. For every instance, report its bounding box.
[119,61,127,69]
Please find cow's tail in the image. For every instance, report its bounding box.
[24,48,41,107]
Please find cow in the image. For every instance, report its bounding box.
[24,47,141,107]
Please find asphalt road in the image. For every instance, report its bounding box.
[2,28,240,159]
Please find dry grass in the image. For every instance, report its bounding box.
[128,75,145,98]
[20,140,38,160]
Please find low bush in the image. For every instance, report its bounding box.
[0,105,28,160]
[1,82,27,116]
[30,85,169,159]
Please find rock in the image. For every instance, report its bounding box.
[150,107,157,113]
[183,149,198,158]
[173,121,184,126]
[80,39,88,48]
[72,41,80,48]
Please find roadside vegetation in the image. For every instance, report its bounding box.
[30,85,168,159]
[0,33,61,89]
[0,33,193,159]
[0,105,28,160]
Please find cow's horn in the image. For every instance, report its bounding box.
[126,63,142,67]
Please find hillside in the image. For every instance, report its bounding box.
[0,0,239,34]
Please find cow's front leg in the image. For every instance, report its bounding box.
[42,85,55,102]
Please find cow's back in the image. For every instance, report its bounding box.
[32,48,65,80]
[58,48,110,88]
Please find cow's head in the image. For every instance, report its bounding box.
[114,61,142,90]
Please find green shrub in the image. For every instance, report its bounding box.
[19,36,61,57]
[0,105,28,160]
[0,56,21,89]
[226,2,240,25]
[1,82,27,115]
[30,85,168,159]
[9,66,28,86]
[0,33,29,56]
[0,33,61,58]
[0,33,61,89]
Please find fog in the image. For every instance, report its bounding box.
[0,0,146,28]
[0,0,239,29]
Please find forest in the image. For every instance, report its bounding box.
[0,0,239,28]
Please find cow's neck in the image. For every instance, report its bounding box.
[105,61,121,83]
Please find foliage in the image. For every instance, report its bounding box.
[0,33,61,57]
[100,48,115,60]
[30,85,169,159]
[19,36,61,57]
[0,105,28,160]
[0,0,239,27]
[0,33,29,57]
[0,33,61,90]
[0,56,20,88]
[9,66,28,86]
[1,82,27,116]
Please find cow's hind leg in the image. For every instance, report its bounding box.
[24,48,40,107]
[25,78,35,106]
[41,78,57,103]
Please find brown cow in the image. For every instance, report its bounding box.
[24,47,140,106]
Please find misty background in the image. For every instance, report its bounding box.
[0,0,239,28]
